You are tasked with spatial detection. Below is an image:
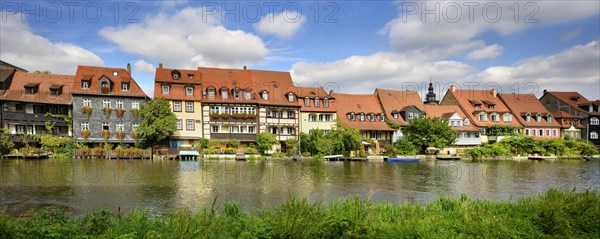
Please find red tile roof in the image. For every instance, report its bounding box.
[154,67,202,101]
[543,91,600,115]
[499,93,561,128]
[375,88,424,126]
[295,87,336,112]
[72,65,148,98]
[442,88,520,127]
[247,69,298,107]
[0,72,73,105]
[334,93,392,131]
[549,111,586,129]
[421,104,480,131]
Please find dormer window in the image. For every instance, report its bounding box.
[172,71,180,80]
[207,88,215,99]
[525,113,531,122]
[359,113,365,122]
[162,85,170,95]
[478,113,487,122]
[489,105,495,110]
[49,85,62,96]
[590,105,593,112]
[245,89,251,100]
[82,80,90,89]
[503,113,512,122]
[408,112,414,119]
[547,114,553,122]
[324,98,329,108]
[112,71,118,76]
[234,89,240,99]
[369,114,375,122]
[187,74,194,79]
[379,114,385,121]
[315,98,320,107]
[304,97,310,107]
[121,83,129,91]
[221,88,228,99]
[24,83,38,94]
[186,86,194,96]
[464,119,469,125]
[100,80,110,94]
[491,114,499,122]
[288,93,294,102]
[349,113,356,121]
[262,91,268,100]
[474,104,481,109]
[536,115,542,122]
[392,110,399,119]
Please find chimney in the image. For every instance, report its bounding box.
[450,85,456,93]
[159,63,163,69]
[329,89,334,95]
[243,66,247,70]
[543,89,547,95]
[126,63,131,73]
[491,89,497,98]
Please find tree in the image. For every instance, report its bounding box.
[256,132,277,154]
[285,138,299,156]
[136,98,177,147]
[403,117,457,152]
[33,70,51,74]
[0,128,15,155]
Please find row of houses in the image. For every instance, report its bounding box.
[1,60,599,152]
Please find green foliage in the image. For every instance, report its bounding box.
[0,128,15,155]
[196,138,209,149]
[1,189,598,238]
[404,117,458,151]
[136,98,177,146]
[486,125,522,136]
[466,137,600,159]
[256,132,277,154]
[285,138,299,156]
[38,135,73,154]
[225,139,240,149]
[385,118,401,130]
[301,121,362,157]
[388,139,417,156]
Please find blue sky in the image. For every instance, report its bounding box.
[1,1,599,99]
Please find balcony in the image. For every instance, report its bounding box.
[455,138,482,146]
[211,133,257,141]
[2,110,66,123]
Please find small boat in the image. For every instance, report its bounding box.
[528,156,556,161]
[584,156,600,161]
[436,156,461,161]
[179,150,200,160]
[385,157,420,163]
[323,155,344,161]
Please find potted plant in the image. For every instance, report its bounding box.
[116,130,125,144]
[210,113,221,119]
[81,106,92,118]
[221,113,230,119]
[80,129,90,140]
[115,108,125,118]
[101,130,110,140]
[131,108,139,120]
[101,107,112,120]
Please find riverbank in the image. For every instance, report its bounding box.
[1,189,598,238]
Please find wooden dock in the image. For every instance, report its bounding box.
[436,156,461,161]
[323,155,367,161]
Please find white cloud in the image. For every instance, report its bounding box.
[253,11,306,39]
[133,60,155,74]
[467,41,600,99]
[384,1,599,51]
[291,51,475,94]
[99,7,268,69]
[0,12,103,74]
[559,27,583,41]
[467,44,503,60]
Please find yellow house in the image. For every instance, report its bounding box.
[296,87,337,134]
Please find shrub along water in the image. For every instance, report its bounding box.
[0,189,598,238]
[466,137,599,159]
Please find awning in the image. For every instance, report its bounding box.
[179,150,200,156]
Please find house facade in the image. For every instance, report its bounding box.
[154,65,203,147]
[421,104,482,147]
[540,91,600,146]
[0,72,73,142]
[550,111,585,139]
[375,88,425,143]
[296,87,336,134]
[335,93,394,148]
[440,86,521,143]
[498,93,561,139]
[72,65,148,144]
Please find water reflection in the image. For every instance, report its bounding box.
[1,159,598,216]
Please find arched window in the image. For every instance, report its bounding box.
[359,113,365,122]
[591,117,599,125]
[304,97,310,107]
[315,97,320,107]
[262,91,269,100]
[590,131,598,139]
[288,93,294,102]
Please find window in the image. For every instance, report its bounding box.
[25,86,36,94]
[82,80,90,89]
[176,119,182,130]
[112,71,118,76]
[116,123,124,131]
[536,115,542,122]
[234,90,240,99]
[532,129,536,136]
[248,126,255,133]
[50,89,60,96]
[245,90,251,100]
[349,114,356,121]
[491,114,499,122]
[324,114,332,122]
[539,130,543,136]
[172,72,179,80]
[121,83,129,91]
[408,112,414,119]
[103,100,111,108]
[173,101,182,112]
[489,105,495,110]
[287,128,294,135]
[324,98,329,108]
[547,115,553,122]
[526,115,531,122]
[81,122,89,130]
[208,88,215,99]
[392,112,398,119]
[132,124,139,132]
[212,125,220,133]
[186,86,194,96]
[287,111,295,119]
[83,99,92,107]
[132,101,139,109]
[162,85,170,95]
[369,114,375,122]
[262,91,268,100]
[185,101,194,112]
[187,74,194,79]
[309,114,317,122]
[525,129,530,136]
[591,117,600,125]
[102,122,110,131]
[464,119,470,125]
[116,100,124,109]
[474,104,481,109]
[315,98,320,107]
[304,97,310,107]
[186,119,194,130]
[590,105,594,113]
[288,93,294,102]
[478,113,487,122]
[360,113,365,122]
[371,131,381,139]
[503,114,512,122]
[590,131,598,139]
[221,88,228,99]
[379,114,385,121]
[553,129,557,137]
[546,130,550,137]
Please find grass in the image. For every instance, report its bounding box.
[1,189,599,238]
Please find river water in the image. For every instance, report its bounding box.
[1,158,599,216]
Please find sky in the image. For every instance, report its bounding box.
[1,0,599,100]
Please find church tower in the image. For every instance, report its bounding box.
[424,78,439,105]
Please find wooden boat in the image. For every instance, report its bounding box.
[436,156,461,161]
[584,156,600,161]
[384,157,420,163]
[528,156,556,161]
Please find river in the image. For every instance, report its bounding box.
[1,158,599,216]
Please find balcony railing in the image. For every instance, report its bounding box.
[211,133,257,141]
[2,110,66,123]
